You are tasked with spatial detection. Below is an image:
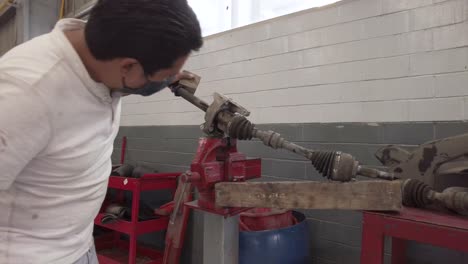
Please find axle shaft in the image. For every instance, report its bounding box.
[170,84,394,182]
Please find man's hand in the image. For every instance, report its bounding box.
[169,70,200,95]
[171,70,196,85]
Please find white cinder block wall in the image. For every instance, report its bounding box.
[120,0,468,127]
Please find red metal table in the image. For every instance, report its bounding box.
[361,207,468,264]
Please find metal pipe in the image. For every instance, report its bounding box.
[59,0,65,19]
[252,129,312,159]
[173,86,209,112]
[357,165,396,180]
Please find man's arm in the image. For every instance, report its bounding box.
[0,75,52,190]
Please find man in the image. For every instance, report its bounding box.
[0,0,202,263]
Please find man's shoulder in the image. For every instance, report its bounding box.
[0,32,64,87]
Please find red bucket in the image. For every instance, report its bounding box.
[239,208,297,231]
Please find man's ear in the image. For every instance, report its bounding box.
[119,58,139,75]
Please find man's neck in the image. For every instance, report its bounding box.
[64,29,103,83]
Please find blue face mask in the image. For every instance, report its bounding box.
[118,75,175,96]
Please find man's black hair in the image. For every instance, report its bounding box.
[85,0,203,75]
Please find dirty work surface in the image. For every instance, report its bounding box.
[216,180,402,210]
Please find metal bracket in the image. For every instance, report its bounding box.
[203,93,250,136]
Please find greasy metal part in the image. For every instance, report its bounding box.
[378,133,468,191]
[226,115,255,140]
[252,129,365,181]
[402,179,432,208]
[375,146,411,167]
[172,85,209,112]
[433,158,468,191]
[101,204,127,224]
[402,179,468,215]
[357,165,397,180]
[437,160,468,176]
[203,93,250,135]
[252,129,310,156]
[169,74,396,182]
[434,187,468,215]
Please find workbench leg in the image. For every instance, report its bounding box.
[203,213,239,264]
[129,234,137,264]
[361,213,385,264]
[391,237,406,264]
[113,189,125,246]
[129,186,140,264]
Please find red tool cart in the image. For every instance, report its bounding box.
[93,136,181,264]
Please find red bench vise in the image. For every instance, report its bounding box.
[182,137,261,216]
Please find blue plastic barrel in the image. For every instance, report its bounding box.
[239,210,309,264]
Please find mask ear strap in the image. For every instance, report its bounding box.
[167,75,176,83]
[164,76,176,87]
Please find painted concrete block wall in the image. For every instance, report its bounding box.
[0,12,17,55]
[120,0,468,126]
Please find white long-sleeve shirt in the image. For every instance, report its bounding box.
[0,19,121,263]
